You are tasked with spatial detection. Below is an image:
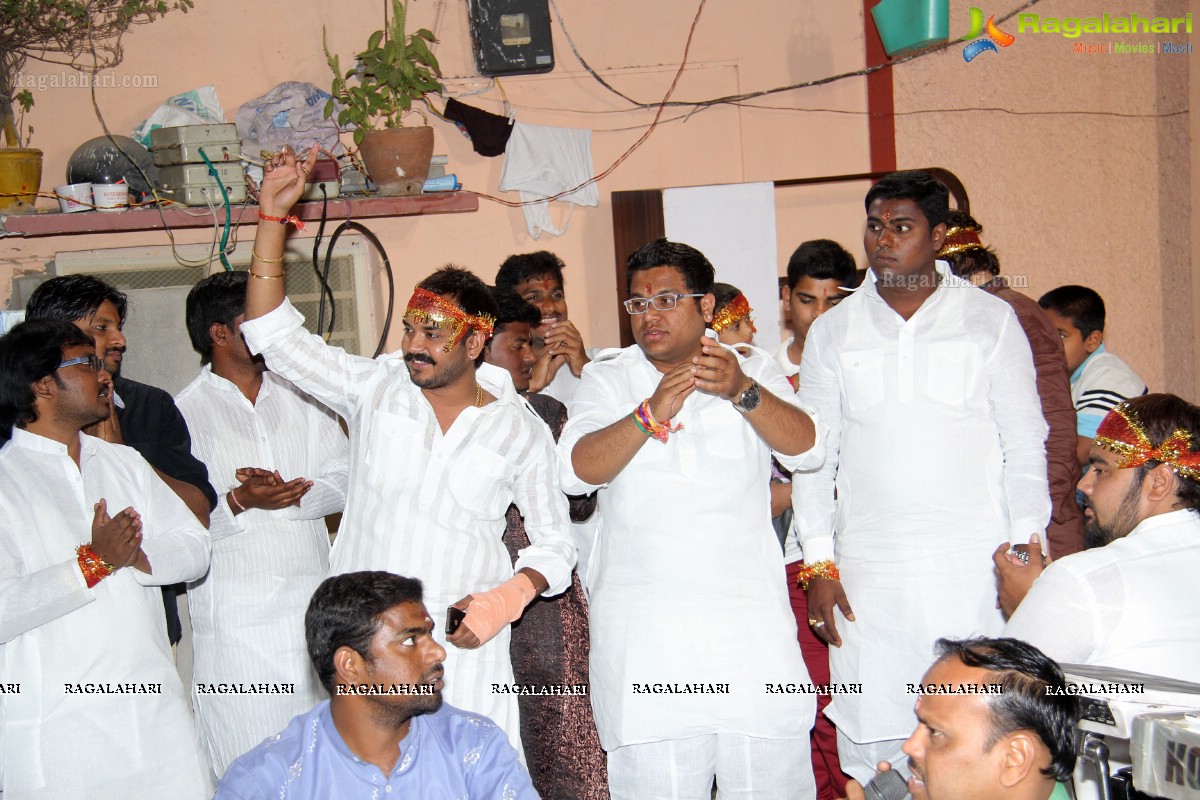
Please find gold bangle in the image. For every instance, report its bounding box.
[249,271,283,281]
[251,250,285,264]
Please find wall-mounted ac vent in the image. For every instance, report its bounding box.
[39,237,383,396]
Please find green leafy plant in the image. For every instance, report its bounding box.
[323,0,444,146]
[0,0,193,147]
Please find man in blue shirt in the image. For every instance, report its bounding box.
[216,572,539,799]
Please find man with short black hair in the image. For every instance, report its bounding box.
[795,170,1051,781]
[496,250,594,404]
[216,571,537,798]
[560,237,823,798]
[1001,394,1200,683]
[26,274,216,647]
[0,318,211,799]
[177,270,349,775]
[240,146,576,752]
[850,636,1080,800]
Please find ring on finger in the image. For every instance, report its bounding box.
[811,620,826,628]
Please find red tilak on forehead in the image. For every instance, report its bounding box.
[882,211,892,221]
[542,278,552,291]
[644,283,652,295]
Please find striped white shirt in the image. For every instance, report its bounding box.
[176,366,349,776]
[240,300,576,750]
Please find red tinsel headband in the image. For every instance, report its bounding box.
[1094,403,1200,480]
[938,225,986,259]
[711,293,756,335]
[404,288,496,352]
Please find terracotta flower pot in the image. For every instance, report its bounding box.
[0,148,43,213]
[358,127,435,197]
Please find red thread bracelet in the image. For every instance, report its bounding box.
[258,211,306,231]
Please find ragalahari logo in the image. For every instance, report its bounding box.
[961,7,1016,62]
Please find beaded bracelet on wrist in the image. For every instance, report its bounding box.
[796,559,840,590]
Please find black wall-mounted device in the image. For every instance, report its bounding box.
[467,0,555,77]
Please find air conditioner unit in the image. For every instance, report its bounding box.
[44,237,385,396]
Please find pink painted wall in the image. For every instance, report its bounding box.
[3,0,870,353]
[893,0,1194,397]
[6,0,1195,400]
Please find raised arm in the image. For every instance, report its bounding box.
[244,144,318,322]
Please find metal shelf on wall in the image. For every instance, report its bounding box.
[0,192,478,238]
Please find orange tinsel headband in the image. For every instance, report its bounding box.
[711,293,756,335]
[404,287,496,352]
[938,225,986,259]
[1094,403,1200,480]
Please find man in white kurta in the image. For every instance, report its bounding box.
[559,238,825,799]
[1004,395,1200,684]
[176,270,350,775]
[0,319,211,799]
[240,290,574,754]
[241,153,574,753]
[794,172,1050,782]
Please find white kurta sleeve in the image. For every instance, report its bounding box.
[239,299,380,420]
[207,492,248,542]
[0,553,91,644]
[558,366,625,495]
[987,309,1052,548]
[285,404,350,522]
[134,463,211,586]
[792,325,841,565]
[513,423,576,597]
[1002,561,1098,664]
[744,353,825,470]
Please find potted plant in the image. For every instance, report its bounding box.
[0,0,192,212]
[323,0,444,196]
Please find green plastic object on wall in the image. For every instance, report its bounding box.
[870,0,950,57]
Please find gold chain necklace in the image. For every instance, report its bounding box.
[474,383,484,407]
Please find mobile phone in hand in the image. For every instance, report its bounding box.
[446,607,466,636]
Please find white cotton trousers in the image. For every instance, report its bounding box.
[607,734,816,800]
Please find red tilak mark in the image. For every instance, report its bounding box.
[644,283,652,295]
[542,278,552,291]
[882,211,891,221]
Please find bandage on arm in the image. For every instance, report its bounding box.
[461,573,538,645]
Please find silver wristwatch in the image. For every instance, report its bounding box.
[732,379,762,413]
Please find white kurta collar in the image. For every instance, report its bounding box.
[10,426,75,455]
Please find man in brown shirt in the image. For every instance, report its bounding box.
[939,211,1084,560]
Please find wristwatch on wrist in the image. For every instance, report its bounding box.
[732,379,762,413]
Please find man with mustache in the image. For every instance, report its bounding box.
[239,145,575,755]
[1001,394,1200,683]
[847,637,1080,800]
[0,319,212,799]
[25,274,217,650]
[216,572,537,798]
[794,170,1051,782]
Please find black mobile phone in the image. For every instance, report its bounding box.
[446,607,466,636]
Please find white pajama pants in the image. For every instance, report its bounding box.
[608,733,816,800]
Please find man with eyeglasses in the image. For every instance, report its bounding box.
[26,274,217,653]
[558,238,826,799]
[0,319,212,799]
